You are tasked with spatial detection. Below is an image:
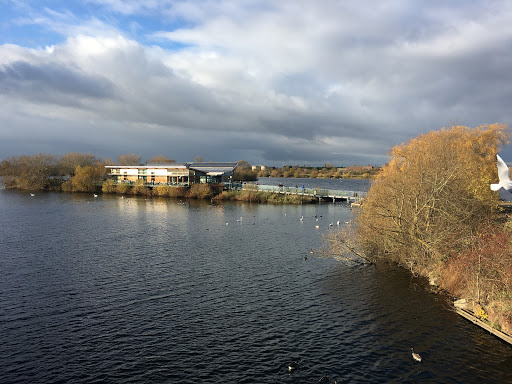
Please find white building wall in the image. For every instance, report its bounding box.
[149,169,168,176]
[121,168,138,176]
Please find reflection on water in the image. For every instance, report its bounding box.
[0,189,511,383]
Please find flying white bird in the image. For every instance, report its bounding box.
[491,155,512,191]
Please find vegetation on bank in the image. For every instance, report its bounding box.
[0,153,108,192]
[0,154,316,204]
[0,151,377,193]
[214,188,316,204]
[326,124,512,334]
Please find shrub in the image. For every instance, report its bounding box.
[440,223,512,313]
[116,183,132,194]
[61,180,73,192]
[71,165,105,192]
[102,179,117,194]
[214,190,315,204]
[131,180,150,195]
[154,185,170,196]
[168,186,188,198]
[188,183,223,199]
[213,191,237,200]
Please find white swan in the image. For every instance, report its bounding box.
[491,155,512,191]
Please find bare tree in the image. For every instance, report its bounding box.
[118,153,142,166]
[146,155,176,164]
[58,152,97,176]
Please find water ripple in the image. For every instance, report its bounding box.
[1,191,512,383]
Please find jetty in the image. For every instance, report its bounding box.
[454,300,512,345]
[241,184,366,203]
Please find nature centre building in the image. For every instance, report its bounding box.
[105,162,238,186]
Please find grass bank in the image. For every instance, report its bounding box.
[213,189,316,204]
[101,181,317,204]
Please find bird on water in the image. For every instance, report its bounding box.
[288,358,301,372]
[491,154,512,191]
[411,348,422,362]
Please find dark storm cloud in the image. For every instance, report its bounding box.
[0,61,116,101]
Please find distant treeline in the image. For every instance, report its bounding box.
[256,165,379,179]
[235,160,380,180]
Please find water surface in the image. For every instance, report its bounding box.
[1,189,511,383]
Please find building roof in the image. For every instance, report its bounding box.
[105,163,188,169]
[105,162,237,173]
[146,162,188,167]
[188,162,238,168]
[188,162,238,175]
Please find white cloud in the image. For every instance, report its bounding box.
[1,0,512,164]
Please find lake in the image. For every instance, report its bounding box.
[1,182,511,383]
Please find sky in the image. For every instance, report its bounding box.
[1,0,512,166]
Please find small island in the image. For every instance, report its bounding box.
[0,154,374,204]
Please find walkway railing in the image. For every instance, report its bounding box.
[240,184,366,201]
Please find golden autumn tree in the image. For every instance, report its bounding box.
[70,164,107,192]
[356,124,510,275]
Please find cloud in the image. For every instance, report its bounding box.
[0,61,116,102]
[1,0,512,165]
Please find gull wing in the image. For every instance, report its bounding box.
[496,155,512,184]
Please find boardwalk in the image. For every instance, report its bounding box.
[241,184,366,202]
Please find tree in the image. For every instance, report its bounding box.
[58,152,97,176]
[71,165,106,192]
[237,160,251,169]
[270,168,283,177]
[102,179,117,194]
[355,124,510,273]
[146,155,176,164]
[234,168,258,181]
[194,156,204,162]
[118,153,141,166]
[0,154,58,190]
[131,179,150,195]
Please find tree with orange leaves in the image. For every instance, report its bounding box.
[355,124,510,274]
